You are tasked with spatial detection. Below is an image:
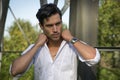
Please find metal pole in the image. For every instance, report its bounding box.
[61,0,70,15]
[40,0,47,6]
[0,0,2,73]
[0,46,2,72]
[0,0,2,20]
[54,0,58,5]
[0,0,10,73]
[69,0,99,80]
[8,6,30,45]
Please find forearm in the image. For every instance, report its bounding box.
[62,30,99,63]
[73,41,96,60]
[11,44,39,76]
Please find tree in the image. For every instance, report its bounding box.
[4,19,39,51]
[98,0,120,80]
[98,0,120,47]
[2,19,39,80]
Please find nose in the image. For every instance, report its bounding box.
[53,25,57,32]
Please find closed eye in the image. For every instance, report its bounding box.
[45,21,62,28]
[55,21,62,26]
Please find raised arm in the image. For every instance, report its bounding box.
[11,34,47,76]
[62,29,97,60]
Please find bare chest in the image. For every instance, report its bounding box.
[49,47,59,60]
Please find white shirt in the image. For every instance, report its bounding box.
[12,40,100,80]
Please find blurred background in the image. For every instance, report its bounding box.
[0,0,120,80]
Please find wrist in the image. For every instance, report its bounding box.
[34,42,43,48]
[70,37,79,44]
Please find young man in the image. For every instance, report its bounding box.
[10,3,100,80]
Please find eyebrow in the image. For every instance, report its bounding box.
[45,21,62,27]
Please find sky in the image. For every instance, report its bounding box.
[4,0,69,36]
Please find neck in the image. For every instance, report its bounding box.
[47,38,63,47]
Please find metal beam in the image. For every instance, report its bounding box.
[0,0,10,72]
[69,0,99,80]
[96,47,120,51]
[40,0,47,6]
[0,0,2,20]
[54,0,58,5]
[61,0,70,15]
[69,0,99,46]
[8,6,30,45]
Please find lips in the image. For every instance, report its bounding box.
[52,33,60,38]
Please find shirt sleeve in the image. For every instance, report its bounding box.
[9,44,35,77]
[77,48,100,66]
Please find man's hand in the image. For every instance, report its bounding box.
[35,33,47,47]
[62,29,73,42]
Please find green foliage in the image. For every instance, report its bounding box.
[98,0,120,80]
[1,53,19,80]
[98,67,120,80]
[62,23,68,30]
[1,53,34,80]
[4,19,39,51]
[98,0,120,47]
[1,19,39,80]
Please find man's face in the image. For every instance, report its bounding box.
[41,13,62,41]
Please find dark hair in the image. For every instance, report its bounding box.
[36,3,62,26]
